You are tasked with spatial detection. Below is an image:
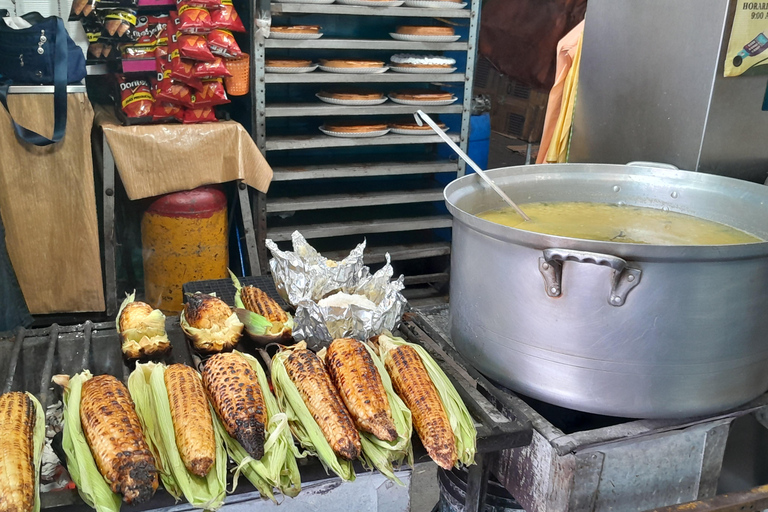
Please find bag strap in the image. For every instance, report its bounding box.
[0,18,69,146]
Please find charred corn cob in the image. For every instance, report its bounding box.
[181,293,244,353]
[80,375,158,504]
[202,353,266,460]
[230,272,294,342]
[0,392,36,512]
[326,338,397,442]
[118,292,170,359]
[384,345,457,470]
[164,364,216,477]
[241,286,289,326]
[284,348,361,460]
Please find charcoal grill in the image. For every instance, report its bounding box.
[0,276,532,512]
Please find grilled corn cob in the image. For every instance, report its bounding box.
[230,272,294,342]
[118,292,170,359]
[241,286,289,327]
[326,338,397,442]
[202,353,266,460]
[180,293,244,353]
[384,345,457,470]
[164,364,216,477]
[80,375,158,504]
[284,348,361,460]
[0,392,36,512]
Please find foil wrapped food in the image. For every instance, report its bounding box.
[265,232,406,350]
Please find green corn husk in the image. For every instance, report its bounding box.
[57,371,122,512]
[127,363,227,510]
[374,333,477,468]
[29,392,45,512]
[117,292,170,359]
[211,351,301,501]
[317,343,413,485]
[229,270,295,339]
[271,343,356,482]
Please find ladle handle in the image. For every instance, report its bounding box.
[414,110,531,222]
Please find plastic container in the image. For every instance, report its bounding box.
[224,53,250,96]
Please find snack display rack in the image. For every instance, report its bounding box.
[249,0,481,303]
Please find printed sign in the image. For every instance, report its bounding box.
[725,1,768,76]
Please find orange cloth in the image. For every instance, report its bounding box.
[537,20,585,164]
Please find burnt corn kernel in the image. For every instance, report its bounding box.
[240,286,289,324]
[0,392,36,512]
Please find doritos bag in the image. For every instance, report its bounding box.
[192,78,229,107]
[176,1,213,33]
[155,58,195,107]
[116,75,154,123]
[210,0,245,32]
[182,107,217,123]
[169,14,215,61]
[164,23,205,89]
[193,57,231,78]
[207,29,241,58]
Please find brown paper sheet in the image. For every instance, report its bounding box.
[96,106,273,200]
[0,93,105,314]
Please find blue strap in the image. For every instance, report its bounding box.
[0,18,69,146]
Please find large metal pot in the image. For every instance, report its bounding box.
[445,163,768,418]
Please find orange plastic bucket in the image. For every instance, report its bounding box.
[224,53,250,96]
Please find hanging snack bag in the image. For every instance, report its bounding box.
[178,0,221,9]
[176,1,213,34]
[192,78,229,107]
[155,58,196,107]
[116,75,154,124]
[163,22,205,90]
[102,9,138,39]
[193,57,231,78]
[207,28,241,58]
[150,80,184,123]
[210,0,245,32]
[169,14,215,61]
[182,106,217,123]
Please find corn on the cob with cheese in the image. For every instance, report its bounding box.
[0,392,45,512]
[282,345,361,460]
[271,343,356,482]
[117,292,170,359]
[326,338,397,442]
[374,333,476,470]
[180,293,244,353]
[230,271,293,343]
[127,363,227,510]
[202,352,266,460]
[80,375,158,504]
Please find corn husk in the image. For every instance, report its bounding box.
[117,292,170,359]
[29,392,46,512]
[229,270,295,343]
[180,293,244,353]
[271,343,355,482]
[55,371,122,512]
[212,351,301,501]
[127,363,227,509]
[374,333,476,468]
[318,343,413,485]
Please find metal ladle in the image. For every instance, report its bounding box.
[414,110,531,222]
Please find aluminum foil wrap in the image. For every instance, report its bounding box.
[266,231,407,350]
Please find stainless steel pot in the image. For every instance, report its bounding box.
[445,163,768,418]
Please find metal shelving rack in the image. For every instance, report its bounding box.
[250,0,481,303]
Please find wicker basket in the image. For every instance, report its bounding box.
[224,54,250,96]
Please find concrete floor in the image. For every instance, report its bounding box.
[410,462,440,512]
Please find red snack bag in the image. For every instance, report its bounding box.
[193,57,231,78]
[156,45,169,59]
[164,24,204,90]
[207,29,241,58]
[182,107,217,123]
[117,75,154,120]
[210,0,245,32]
[155,58,195,107]
[126,14,169,55]
[177,2,213,34]
[169,12,214,61]
[153,101,184,123]
[192,78,229,107]
[178,0,221,8]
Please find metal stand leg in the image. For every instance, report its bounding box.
[102,133,118,316]
[525,143,533,165]
[465,452,491,512]
[238,182,261,276]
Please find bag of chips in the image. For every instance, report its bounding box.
[155,58,196,107]
[102,9,138,39]
[176,2,213,34]
[169,14,215,61]
[207,28,241,58]
[192,57,231,78]
[116,75,154,123]
[192,78,229,107]
[150,83,184,123]
[182,106,217,123]
[210,0,245,32]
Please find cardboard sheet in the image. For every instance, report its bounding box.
[96,107,273,200]
[0,93,105,314]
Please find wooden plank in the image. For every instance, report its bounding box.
[265,102,463,117]
[403,272,449,286]
[266,215,452,241]
[266,132,461,151]
[267,189,445,212]
[265,38,467,51]
[322,242,452,264]
[265,72,465,84]
[272,161,459,181]
[647,485,768,512]
[272,3,472,18]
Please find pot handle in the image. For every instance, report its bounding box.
[539,248,642,306]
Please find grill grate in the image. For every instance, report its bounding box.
[183,275,290,309]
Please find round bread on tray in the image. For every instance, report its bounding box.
[319,88,385,100]
[389,54,456,68]
[271,25,322,33]
[320,59,386,68]
[265,59,314,67]
[390,88,454,101]
[395,26,455,36]
[390,119,447,131]
[323,120,389,133]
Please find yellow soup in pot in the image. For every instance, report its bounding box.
[477,202,763,245]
